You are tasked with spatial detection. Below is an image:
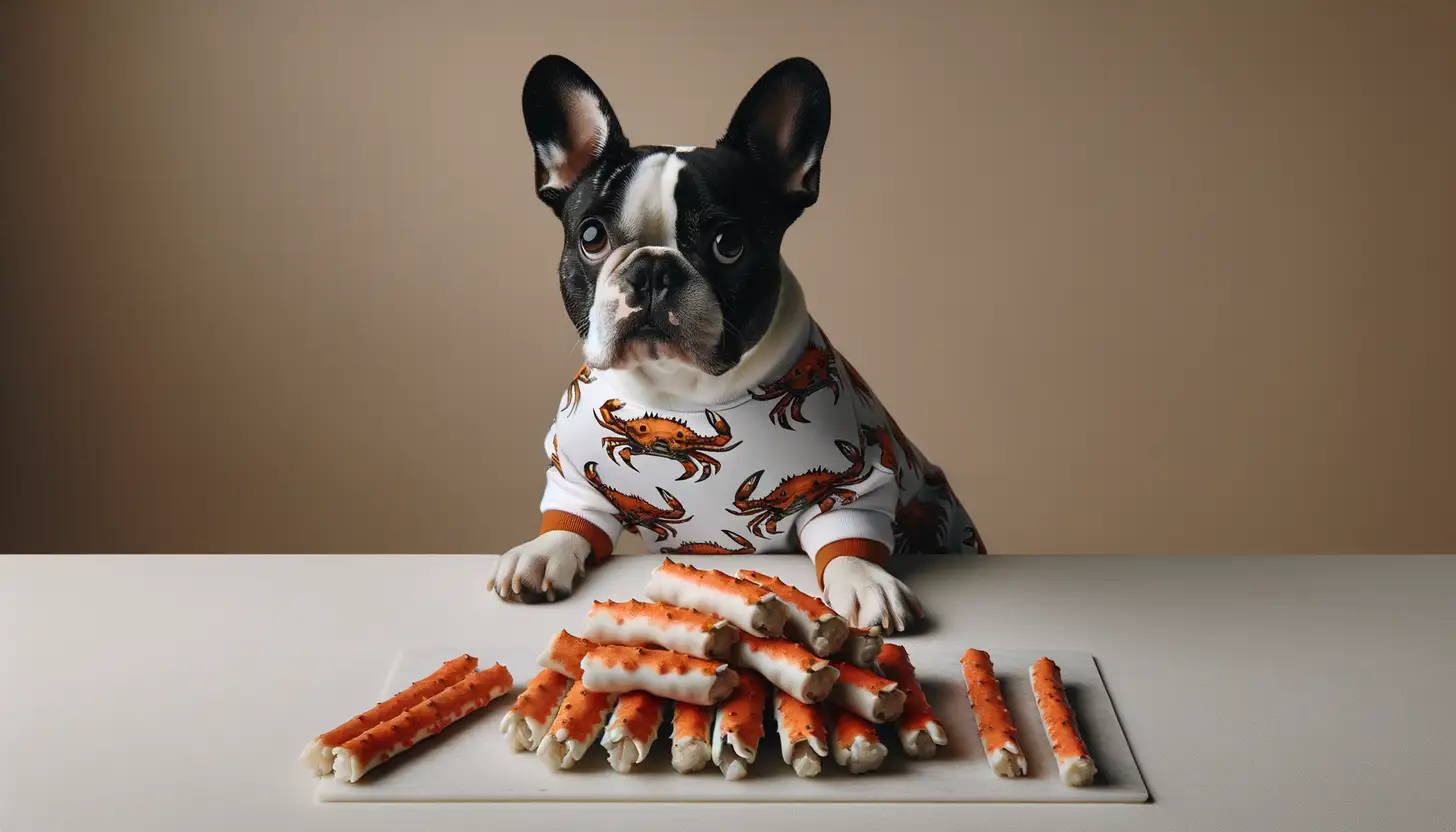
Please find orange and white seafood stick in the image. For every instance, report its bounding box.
[735,569,849,657]
[710,671,769,780]
[1031,657,1097,786]
[876,643,947,759]
[582,599,740,661]
[829,704,888,775]
[731,632,840,703]
[333,663,513,783]
[839,626,884,670]
[300,654,477,776]
[644,558,788,637]
[828,661,906,723]
[580,645,739,706]
[959,649,1026,777]
[773,689,828,778]
[670,702,714,773]
[501,668,574,753]
[537,630,599,680]
[600,691,665,773]
[537,681,618,771]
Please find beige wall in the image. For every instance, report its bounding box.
[3,1,1453,554]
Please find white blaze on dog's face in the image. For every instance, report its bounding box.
[521,55,832,379]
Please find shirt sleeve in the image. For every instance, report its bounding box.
[538,426,623,562]
[791,422,901,581]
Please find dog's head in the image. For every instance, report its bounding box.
[522,55,830,376]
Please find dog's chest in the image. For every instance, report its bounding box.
[550,354,918,554]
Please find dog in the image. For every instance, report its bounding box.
[486,55,985,633]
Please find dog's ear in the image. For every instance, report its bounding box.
[522,55,630,214]
[719,57,831,211]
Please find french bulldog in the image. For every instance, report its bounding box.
[486,55,985,633]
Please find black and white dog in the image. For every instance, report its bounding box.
[487,56,984,634]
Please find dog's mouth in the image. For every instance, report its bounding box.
[612,319,691,366]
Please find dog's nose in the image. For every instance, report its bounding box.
[624,257,679,311]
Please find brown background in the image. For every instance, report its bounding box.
[3,1,1453,555]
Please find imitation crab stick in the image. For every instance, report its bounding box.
[960,649,1026,777]
[582,599,740,661]
[500,668,573,753]
[1031,657,1097,786]
[731,632,840,704]
[537,630,599,680]
[537,681,618,771]
[580,645,739,706]
[299,654,477,776]
[773,689,828,778]
[736,569,849,657]
[829,704,888,775]
[710,671,769,780]
[332,663,513,783]
[670,702,714,773]
[876,644,947,759]
[828,660,906,723]
[601,691,665,773]
[644,558,788,637]
[839,626,884,670]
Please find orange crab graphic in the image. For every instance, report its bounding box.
[661,530,757,555]
[749,341,841,429]
[594,399,741,482]
[548,434,563,476]
[893,497,950,554]
[884,412,923,479]
[561,364,595,415]
[583,461,692,541]
[860,423,899,474]
[728,439,870,538]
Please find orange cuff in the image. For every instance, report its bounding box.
[813,538,890,588]
[539,510,614,564]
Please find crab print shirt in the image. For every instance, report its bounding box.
[538,318,985,586]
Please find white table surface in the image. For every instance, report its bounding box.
[2,553,1452,831]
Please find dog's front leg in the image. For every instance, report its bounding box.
[487,530,593,604]
[814,541,925,634]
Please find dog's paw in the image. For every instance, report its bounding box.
[820,557,925,634]
[487,531,592,603]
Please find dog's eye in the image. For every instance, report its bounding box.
[579,218,610,259]
[712,224,745,265]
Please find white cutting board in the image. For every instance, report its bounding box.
[314,644,1148,804]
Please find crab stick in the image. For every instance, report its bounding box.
[773,689,828,778]
[580,645,739,706]
[300,654,477,776]
[500,668,573,753]
[332,663,512,783]
[828,661,906,723]
[582,599,740,661]
[670,702,713,773]
[736,569,849,657]
[644,558,788,637]
[601,691,665,773]
[711,671,769,780]
[875,643,947,759]
[1031,657,1097,786]
[731,632,840,704]
[960,649,1026,777]
[537,681,618,771]
[829,704,888,775]
[537,630,598,680]
[839,627,884,670]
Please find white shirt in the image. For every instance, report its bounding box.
[539,319,982,560]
